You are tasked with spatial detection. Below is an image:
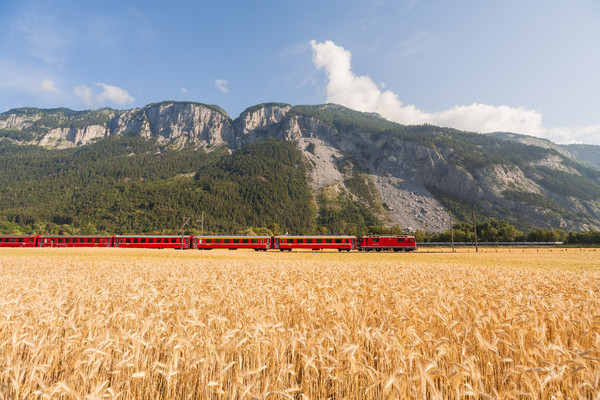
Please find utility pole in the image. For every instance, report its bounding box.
[200,211,204,236]
[449,208,455,253]
[472,210,478,253]
[181,216,191,250]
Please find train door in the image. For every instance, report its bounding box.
[351,237,356,250]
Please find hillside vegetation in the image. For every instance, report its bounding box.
[0,138,320,234]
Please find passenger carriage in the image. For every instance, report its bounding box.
[113,235,193,249]
[273,236,357,251]
[39,235,113,247]
[194,236,271,250]
[0,235,43,247]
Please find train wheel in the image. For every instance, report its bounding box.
[393,248,400,252]
[376,248,382,252]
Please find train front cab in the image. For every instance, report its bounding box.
[359,235,417,252]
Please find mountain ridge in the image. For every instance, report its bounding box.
[2,101,600,233]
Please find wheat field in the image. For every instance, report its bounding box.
[0,248,599,399]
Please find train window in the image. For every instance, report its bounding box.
[326,239,332,244]
[252,239,257,243]
[373,238,379,243]
[317,239,323,244]
[335,239,342,244]
[242,239,248,244]
[95,238,99,244]
[233,239,239,243]
[10,238,16,243]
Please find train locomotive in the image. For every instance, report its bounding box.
[0,234,417,252]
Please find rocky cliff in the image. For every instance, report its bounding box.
[2,101,600,232]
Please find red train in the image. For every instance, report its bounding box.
[0,234,417,252]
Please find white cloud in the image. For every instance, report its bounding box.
[73,82,134,106]
[74,85,93,105]
[94,82,135,105]
[310,40,600,144]
[215,79,229,94]
[544,125,600,145]
[181,87,189,94]
[36,79,59,93]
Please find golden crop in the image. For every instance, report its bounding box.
[0,248,599,399]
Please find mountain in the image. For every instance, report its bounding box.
[490,132,600,171]
[2,101,600,234]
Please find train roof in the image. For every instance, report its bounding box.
[42,235,113,238]
[0,235,41,237]
[274,235,356,239]
[114,235,192,238]
[196,235,272,239]
[361,235,415,238]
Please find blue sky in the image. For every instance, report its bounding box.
[1,0,599,144]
